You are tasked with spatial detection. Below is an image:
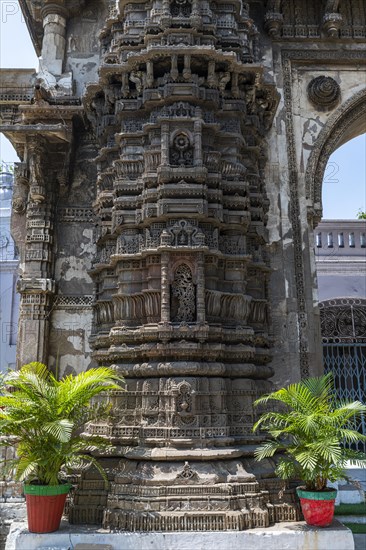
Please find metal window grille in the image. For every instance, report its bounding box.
[323,343,366,453]
[320,299,366,454]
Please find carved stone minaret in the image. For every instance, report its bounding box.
[80,0,299,531]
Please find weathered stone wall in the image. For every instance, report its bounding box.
[0,0,365,533]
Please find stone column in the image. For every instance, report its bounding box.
[160,252,170,323]
[161,0,171,27]
[170,54,178,81]
[193,120,202,166]
[17,279,55,366]
[41,3,68,75]
[183,55,191,81]
[121,72,129,98]
[161,123,170,165]
[16,137,56,367]
[146,61,154,87]
[196,252,205,323]
[207,60,216,87]
[231,72,239,98]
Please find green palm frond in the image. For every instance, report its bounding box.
[275,459,298,480]
[43,419,73,443]
[0,364,124,485]
[253,373,366,491]
[338,428,366,443]
[301,372,333,400]
[293,450,318,470]
[254,439,281,460]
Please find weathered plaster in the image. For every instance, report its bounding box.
[1,0,366,534]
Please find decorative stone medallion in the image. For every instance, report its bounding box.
[307,76,341,109]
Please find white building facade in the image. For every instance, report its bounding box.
[0,169,19,373]
[315,219,366,452]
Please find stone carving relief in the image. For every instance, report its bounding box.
[171,0,192,18]
[176,462,198,482]
[114,291,161,324]
[163,220,205,247]
[264,0,366,39]
[307,76,341,109]
[170,132,194,166]
[12,163,29,214]
[5,0,365,533]
[171,264,196,322]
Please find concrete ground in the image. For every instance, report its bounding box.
[4,519,356,550]
[354,534,366,550]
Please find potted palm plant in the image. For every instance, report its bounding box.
[253,372,366,527]
[0,362,124,533]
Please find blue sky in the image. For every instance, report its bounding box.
[1,1,365,219]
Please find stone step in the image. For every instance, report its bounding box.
[5,519,355,550]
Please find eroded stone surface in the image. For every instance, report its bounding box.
[0,0,365,536]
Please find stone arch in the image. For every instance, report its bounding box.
[305,88,366,221]
[169,257,197,283]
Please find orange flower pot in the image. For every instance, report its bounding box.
[24,484,71,533]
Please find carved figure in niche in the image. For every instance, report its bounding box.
[129,71,146,94]
[171,264,196,322]
[218,71,231,93]
[170,133,194,166]
[177,381,192,414]
[167,220,205,247]
[171,0,192,18]
[67,34,77,53]
[177,381,195,425]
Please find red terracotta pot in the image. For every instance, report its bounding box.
[24,484,71,533]
[297,487,337,527]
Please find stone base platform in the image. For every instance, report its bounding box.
[5,520,354,550]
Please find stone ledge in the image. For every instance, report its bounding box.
[5,519,354,550]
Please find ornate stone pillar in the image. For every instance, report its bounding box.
[183,55,191,81]
[17,279,55,366]
[146,61,154,87]
[170,54,178,81]
[16,136,56,366]
[160,252,170,323]
[196,251,205,323]
[193,120,203,166]
[161,123,170,165]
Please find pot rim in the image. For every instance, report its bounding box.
[296,486,337,501]
[24,483,72,496]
